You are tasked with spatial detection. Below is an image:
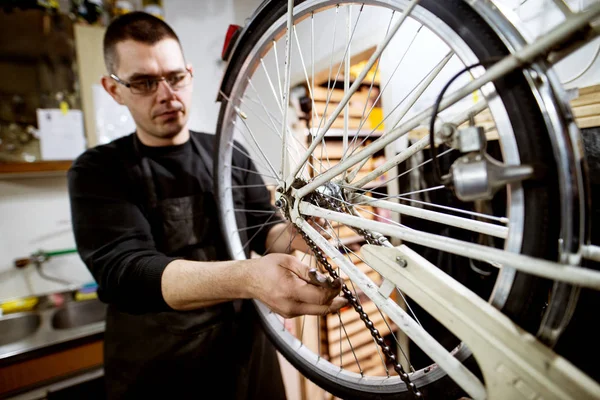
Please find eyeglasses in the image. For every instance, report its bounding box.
[110,69,193,95]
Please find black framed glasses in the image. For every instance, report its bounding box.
[110,68,193,95]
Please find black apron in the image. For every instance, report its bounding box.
[103,133,286,400]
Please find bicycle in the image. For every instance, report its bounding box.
[214,0,600,398]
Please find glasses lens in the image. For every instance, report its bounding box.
[168,72,191,90]
[129,80,157,95]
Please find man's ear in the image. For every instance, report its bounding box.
[101,75,125,105]
[187,64,194,77]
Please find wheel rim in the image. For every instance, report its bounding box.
[215,0,530,395]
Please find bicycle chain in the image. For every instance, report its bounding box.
[299,190,424,399]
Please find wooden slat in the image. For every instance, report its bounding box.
[313,142,363,159]
[570,92,600,107]
[330,117,364,130]
[314,101,367,119]
[578,84,600,96]
[577,115,600,129]
[572,103,600,118]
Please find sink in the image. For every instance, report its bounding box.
[51,300,107,330]
[0,313,41,346]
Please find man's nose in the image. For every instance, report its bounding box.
[156,79,176,102]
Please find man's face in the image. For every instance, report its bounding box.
[103,38,193,143]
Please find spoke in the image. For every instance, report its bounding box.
[236,212,278,256]
[315,5,341,173]
[295,93,487,200]
[339,312,364,375]
[221,87,308,176]
[351,135,431,188]
[236,219,284,234]
[264,221,294,255]
[234,208,278,215]
[227,139,274,175]
[343,5,352,158]
[287,0,422,186]
[352,195,508,238]
[320,4,339,135]
[232,108,281,182]
[261,58,284,113]
[242,94,313,173]
[227,164,279,181]
[272,40,284,102]
[344,24,424,163]
[339,311,343,368]
[347,147,455,198]
[232,115,305,179]
[346,50,454,181]
[243,86,326,175]
[372,185,446,201]
[312,4,363,160]
[292,25,321,126]
[372,335,391,377]
[392,196,508,224]
[231,183,274,189]
[316,190,410,233]
[280,0,294,179]
[343,10,395,165]
[374,304,414,373]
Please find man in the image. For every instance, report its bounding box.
[68,12,345,399]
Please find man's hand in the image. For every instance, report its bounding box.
[247,253,347,318]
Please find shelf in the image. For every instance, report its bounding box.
[0,161,72,178]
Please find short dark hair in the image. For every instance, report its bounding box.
[103,11,182,74]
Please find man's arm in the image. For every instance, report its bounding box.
[69,148,345,316]
[161,253,345,317]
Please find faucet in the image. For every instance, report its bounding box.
[14,248,79,287]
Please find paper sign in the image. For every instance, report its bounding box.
[37,109,87,161]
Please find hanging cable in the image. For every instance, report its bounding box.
[429,57,502,185]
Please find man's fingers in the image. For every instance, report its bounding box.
[329,296,348,312]
[290,296,348,317]
[292,281,342,305]
[279,255,317,284]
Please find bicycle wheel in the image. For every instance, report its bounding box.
[215,0,565,398]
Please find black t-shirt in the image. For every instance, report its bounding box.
[67,131,279,313]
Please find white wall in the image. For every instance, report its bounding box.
[0,177,94,301]
[164,0,263,134]
[496,0,600,89]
